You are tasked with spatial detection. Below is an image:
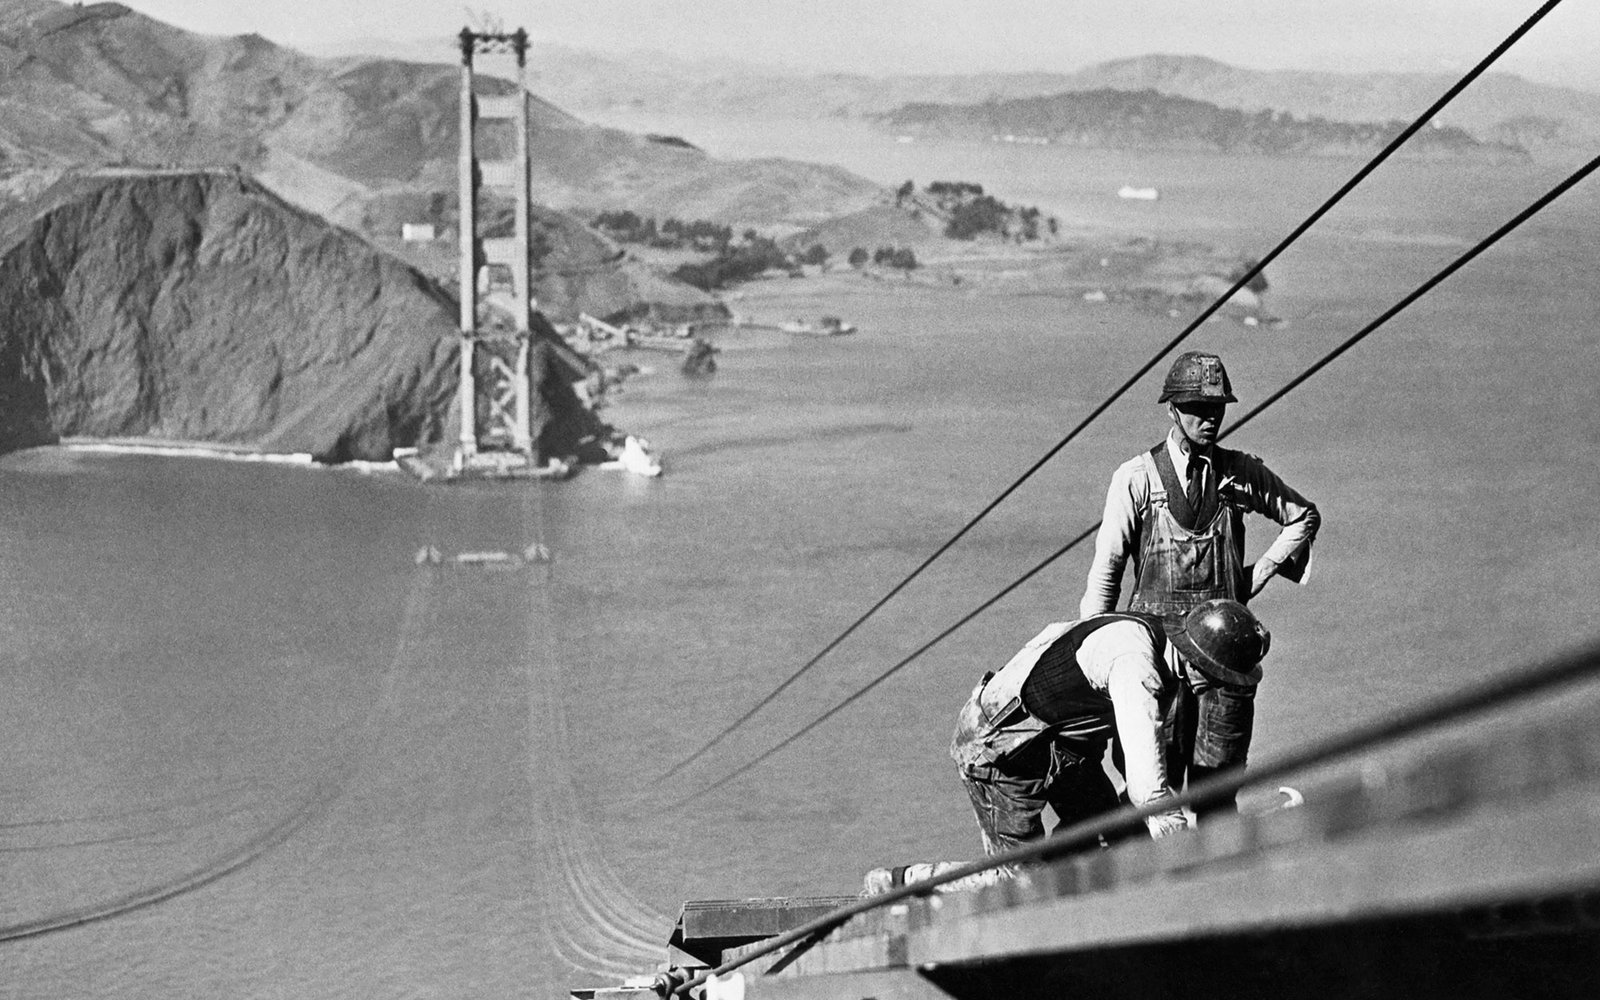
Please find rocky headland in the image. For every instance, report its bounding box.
[0,169,605,463]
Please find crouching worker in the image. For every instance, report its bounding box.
[950,612,1191,876]
[861,605,1268,896]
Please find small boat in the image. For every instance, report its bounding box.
[597,435,663,478]
[779,316,857,336]
[1117,185,1160,201]
[623,331,697,353]
[413,543,552,568]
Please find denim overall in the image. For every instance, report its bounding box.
[1126,444,1255,804]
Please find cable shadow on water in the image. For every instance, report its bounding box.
[0,794,272,854]
[0,777,268,832]
[515,486,673,978]
[0,537,437,943]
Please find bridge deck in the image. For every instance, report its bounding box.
[690,670,1600,999]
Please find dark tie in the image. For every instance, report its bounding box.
[1186,455,1207,512]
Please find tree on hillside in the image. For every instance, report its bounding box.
[848,247,869,267]
[944,195,1010,240]
[529,228,554,267]
[873,246,918,271]
[670,233,790,291]
[800,244,829,266]
[1019,205,1041,241]
[592,210,733,251]
[895,179,914,206]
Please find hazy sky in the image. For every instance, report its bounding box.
[121,0,1599,90]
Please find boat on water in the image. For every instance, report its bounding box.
[1117,185,1160,201]
[596,434,663,478]
[778,316,857,336]
[624,331,698,352]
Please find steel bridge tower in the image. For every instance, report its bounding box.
[455,26,534,470]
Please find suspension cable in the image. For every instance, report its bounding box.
[673,150,1600,806]
[655,0,1568,782]
[671,634,1600,995]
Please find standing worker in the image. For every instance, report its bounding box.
[1081,351,1319,814]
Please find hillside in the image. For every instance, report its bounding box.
[874,88,1525,159]
[783,203,945,257]
[1062,55,1600,157]
[0,4,312,169]
[0,1,893,336]
[0,2,883,228]
[360,191,728,323]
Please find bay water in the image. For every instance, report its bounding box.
[4,137,1599,996]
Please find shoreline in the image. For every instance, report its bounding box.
[689,232,1278,338]
[37,224,1275,480]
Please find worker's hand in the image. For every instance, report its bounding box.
[1142,788,1191,839]
[1145,809,1190,839]
[1247,558,1278,598]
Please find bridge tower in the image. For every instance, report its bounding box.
[455,26,535,469]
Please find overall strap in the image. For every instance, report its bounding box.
[1148,443,1197,529]
[1138,449,1166,500]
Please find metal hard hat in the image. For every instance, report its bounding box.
[1166,599,1269,687]
[1159,351,1237,405]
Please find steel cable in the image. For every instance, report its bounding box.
[673,149,1600,806]
[654,0,1569,783]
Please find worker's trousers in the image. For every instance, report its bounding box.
[1163,672,1255,817]
[959,736,1120,870]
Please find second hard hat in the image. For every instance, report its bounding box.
[1167,598,1269,687]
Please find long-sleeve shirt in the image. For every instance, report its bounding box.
[1074,619,1174,810]
[1080,432,1320,618]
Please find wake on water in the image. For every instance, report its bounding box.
[0,474,668,985]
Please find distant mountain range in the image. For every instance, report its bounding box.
[5,3,1594,300]
[0,2,882,231]
[277,33,1600,160]
[873,89,1525,160]
[511,48,1600,160]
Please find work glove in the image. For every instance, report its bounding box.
[1141,788,1191,839]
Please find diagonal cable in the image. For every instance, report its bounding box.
[671,524,1099,805]
[654,0,1568,782]
[673,149,1600,805]
[672,634,1600,995]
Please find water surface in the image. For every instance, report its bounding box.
[4,141,1599,996]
